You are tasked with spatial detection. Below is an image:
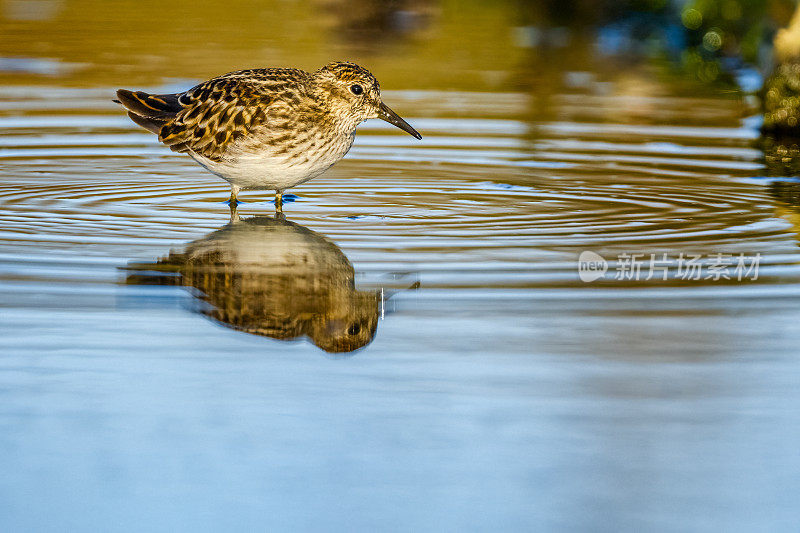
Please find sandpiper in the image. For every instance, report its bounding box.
[115,61,421,212]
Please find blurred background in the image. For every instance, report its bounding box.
[0,0,796,91]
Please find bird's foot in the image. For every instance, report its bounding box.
[227,185,241,207]
[272,192,299,208]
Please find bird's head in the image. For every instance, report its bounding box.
[312,61,421,139]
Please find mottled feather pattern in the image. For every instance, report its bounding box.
[158,69,311,161]
[115,61,421,197]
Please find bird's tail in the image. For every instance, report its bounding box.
[114,89,182,134]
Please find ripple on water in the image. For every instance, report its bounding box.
[1,87,799,297]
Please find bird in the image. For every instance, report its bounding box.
[114,61,422,213]
[125,213,381,353]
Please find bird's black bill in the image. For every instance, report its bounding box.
[378,102,422,140]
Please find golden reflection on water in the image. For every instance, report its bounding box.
[4,0,800,306]
[126,212,380,353]
[0,0,524,91]
[770,179,800,243]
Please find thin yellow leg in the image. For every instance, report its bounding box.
[228,184,240,206]
[275,190,283,216]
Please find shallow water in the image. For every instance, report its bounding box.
[4,3,800,531]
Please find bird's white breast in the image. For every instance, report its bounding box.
[189,132,355,191]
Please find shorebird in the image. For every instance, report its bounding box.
[115,61,421,212]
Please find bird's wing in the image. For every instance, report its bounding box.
[158,68,310,161]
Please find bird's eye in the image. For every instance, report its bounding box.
[350,84,363,95]
[347,323,361,336]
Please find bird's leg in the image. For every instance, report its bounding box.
[228,184,240,206]
[274,190,284,216]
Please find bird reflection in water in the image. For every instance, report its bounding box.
[126,210,381,353]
